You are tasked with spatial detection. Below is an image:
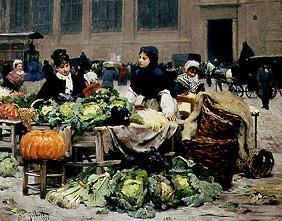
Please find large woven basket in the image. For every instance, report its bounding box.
[196,96,241,139]
[182,95,242,190]
[182,136,238,190]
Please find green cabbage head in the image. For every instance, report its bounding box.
[80,102,103,121]
[172,174,192,199]
[59,102,74,119]
[121,178,144,202]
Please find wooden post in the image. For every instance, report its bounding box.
[95,130,104,175]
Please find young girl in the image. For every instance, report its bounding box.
[172,60,205,96]
[125,46,178,120]
[35,48,85,102]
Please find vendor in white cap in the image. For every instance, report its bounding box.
[3,59,26,91]
[171,60,205,96]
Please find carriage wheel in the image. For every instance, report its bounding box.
[235,85,244,97]
[228,85,237,96]
[279,88,282,96]
[245,85,258,98]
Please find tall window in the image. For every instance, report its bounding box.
[138,0,178,30]
[92,0,122,32]
[33,0,53,35]
[61,0,82,34]
[10,0,29,32]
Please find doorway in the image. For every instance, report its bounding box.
[208,19,233,65]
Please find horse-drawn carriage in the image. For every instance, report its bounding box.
[205,55,282,98]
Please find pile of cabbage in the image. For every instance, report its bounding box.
[0,153,20,177]
[35,88,129,131]
[106,156,222,218]
[46,156,222,219]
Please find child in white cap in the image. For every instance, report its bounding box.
[172,60,205,95]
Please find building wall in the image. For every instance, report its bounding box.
[0,0,281,64]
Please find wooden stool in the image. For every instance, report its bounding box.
[22,159,66,199]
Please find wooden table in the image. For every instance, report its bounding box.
[30,124,121,175]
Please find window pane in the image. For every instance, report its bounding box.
[138,0,178,30]
[92,0,122,32]
[10,0,29,32]
[33,0,53,35]
[61,0,82,34]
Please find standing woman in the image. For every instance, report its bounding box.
[35,48,85,102]
[101,61,118,89]
[125,46,178,120]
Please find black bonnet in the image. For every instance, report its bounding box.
[139,46,159,66]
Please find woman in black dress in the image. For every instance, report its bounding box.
[35,48,85,103]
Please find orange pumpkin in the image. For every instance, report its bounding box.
[20,130,66,160]
[0,103,20,120]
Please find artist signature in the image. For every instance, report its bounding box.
[28,210,49,221]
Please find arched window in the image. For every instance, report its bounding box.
[33,0,53,35]
[138,0,178,30]
[61,0,82,34]
[92,0,122,32]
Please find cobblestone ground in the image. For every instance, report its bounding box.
[0,81,281,221]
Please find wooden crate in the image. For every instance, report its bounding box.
[0,119,23,158]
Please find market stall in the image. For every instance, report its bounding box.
[0,86,275,219]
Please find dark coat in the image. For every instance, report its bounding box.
[256,66,272,107]
[36,72,85,102]
[101,67,118,88]
[130,46,176,100]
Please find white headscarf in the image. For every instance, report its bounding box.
[13,59,23,69]
[184,60,200,72]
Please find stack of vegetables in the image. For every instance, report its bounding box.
[0,93,37,130]
[35,88,130,131]
[46,156,222,219]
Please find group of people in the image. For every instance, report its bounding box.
[0,45,206,120]
[125,46,204,120]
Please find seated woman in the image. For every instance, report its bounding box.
[35,48,85,104]
[3,59,26,92]
[171,60,205,97]
[125,45,178,121]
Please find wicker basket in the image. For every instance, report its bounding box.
[181,95,243,190]
[182,136,238,190]
[243,148,275,178]
[196,96,241,139]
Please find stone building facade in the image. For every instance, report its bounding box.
[0,0,281,65]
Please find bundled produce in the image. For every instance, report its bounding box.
[18,107,36,130]
[0,103,20,120]
[136,109,169,131]
[46,181,86,209]
[11,93,37,108]
[46,172,111,209]
[81,172,111,207]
